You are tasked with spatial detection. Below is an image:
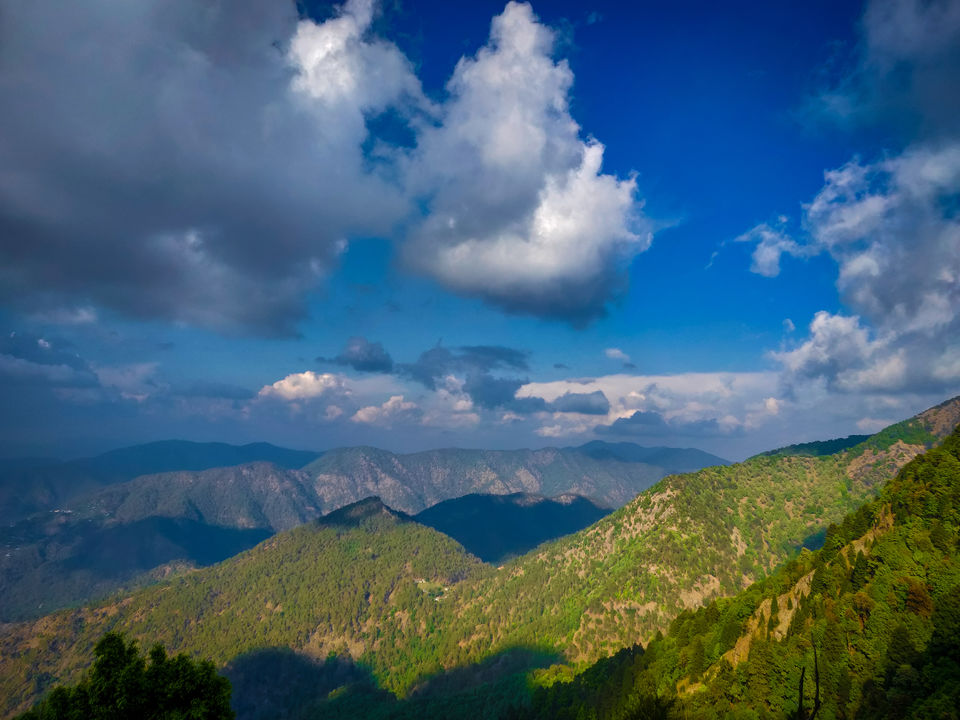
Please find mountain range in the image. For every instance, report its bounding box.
[0,440,321,525]
[0,441,723,622]
[1,396,957,718]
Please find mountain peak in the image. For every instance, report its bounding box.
[916,394,960,437]
[317,496,408,528]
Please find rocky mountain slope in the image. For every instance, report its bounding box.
[303,443,727,513]
[1,397,957,719]
[0,441,320,525]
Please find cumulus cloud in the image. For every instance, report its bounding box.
[351,394,420,425]
[0,0,653,335]
[735,222,810,277]
[743,0,959,403]
[257,371,346,401]
[403,2,650,322]
[519,371,779,442]
[597,410,740,438]
[748,144,960,396]
[94,363,161,403]
[323,336,394,372]
[604,347,630,362]
[0,0,415,335]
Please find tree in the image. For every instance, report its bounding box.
[17,632,234,720]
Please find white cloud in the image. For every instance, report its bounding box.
[519,371,779,440]
[735,222,810,277]
[604,347,630,362]
[325,404,345,420]
[761,144,960,397]
[351,394,419,425]
[404,2,649,321]
[288,0,425,144]
[258,371,345,401]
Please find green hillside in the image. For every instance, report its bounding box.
[0,498,483,717]
[525,423,960,720]
[0,438,722,622]
[1,397,957,719]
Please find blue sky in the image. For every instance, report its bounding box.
[1,0,958,460]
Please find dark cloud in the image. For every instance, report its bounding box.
[398,345,530,390]
[553,362,570,370]
[398,344,541,412]
[0,0,412,336]
[596,410,739,438]
[320,336,394,373]
[549,390,610,415]
[813,0,960,138]
[462,374,547,413]
[458,346,529,371]
[0,332,98,387]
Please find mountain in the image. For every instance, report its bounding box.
[0,462,316,621]
[0,440,321,525]
[1,397,957,719]
[0,497,484,718]
[754,434,872,458]
[0,441,721,622]
[573,441,728,472]
[524,422,960,720]
[302,443,727,514]
[414,492,610,563]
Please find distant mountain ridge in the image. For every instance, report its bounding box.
[414,492,610,563]
[0,440,321,525]
[302,443,728,514]
[0,441,724,621]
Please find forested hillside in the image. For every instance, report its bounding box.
[0,439,721,622]
[526,423,960,719]
[1,397,957,719]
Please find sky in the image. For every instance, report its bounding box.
[1,0,958,460]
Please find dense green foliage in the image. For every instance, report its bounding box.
[15,632,233,720]
[1,398,957,719]
[757,435,871,458]
[525,425,960,719]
